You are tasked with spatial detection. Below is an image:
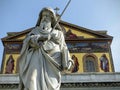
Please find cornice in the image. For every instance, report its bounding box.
[0,73,120,89]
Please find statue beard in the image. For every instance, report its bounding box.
[40,20,51,31]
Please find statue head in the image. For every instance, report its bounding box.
[36,7,61,30]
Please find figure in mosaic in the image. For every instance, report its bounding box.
[100,54,109,72]
[5,55,14,74]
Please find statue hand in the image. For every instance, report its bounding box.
[30,34,41,48]
[51,29,57,38]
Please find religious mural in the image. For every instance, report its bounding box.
[5,43,22,53]
[99,54,109,72]
[67,42,109,53]
[5,55,14,74]
[71,55,79,73]
[66,29,78,39]
[91,42,109,52]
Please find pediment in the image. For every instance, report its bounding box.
[1,27,34,41]
[60,20,113,40]
[1,20,113,42]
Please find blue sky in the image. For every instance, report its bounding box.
[0,0,120,72]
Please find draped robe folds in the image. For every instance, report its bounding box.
[18,27,72,90]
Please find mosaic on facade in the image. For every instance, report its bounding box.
[67,42,109,53]
[5,43,22,54]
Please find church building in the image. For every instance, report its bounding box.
[1,20,114,74]
[0,13,120,90]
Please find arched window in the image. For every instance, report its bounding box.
[85,56,95,72]
[83,54,99,72]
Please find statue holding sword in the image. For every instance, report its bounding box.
[19,1,73,90]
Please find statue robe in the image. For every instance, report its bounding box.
[18,27,72,90]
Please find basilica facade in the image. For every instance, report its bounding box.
[1,20,114,74]
[1,18,120,90]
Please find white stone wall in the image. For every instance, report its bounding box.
[0,72,120,90]
[62,72,120,83]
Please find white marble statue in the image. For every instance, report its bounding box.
[18,7,73,90]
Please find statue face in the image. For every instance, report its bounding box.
[40,11,52,30]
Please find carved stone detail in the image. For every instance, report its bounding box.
[61,82,120,87]
[0,84,18,89]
